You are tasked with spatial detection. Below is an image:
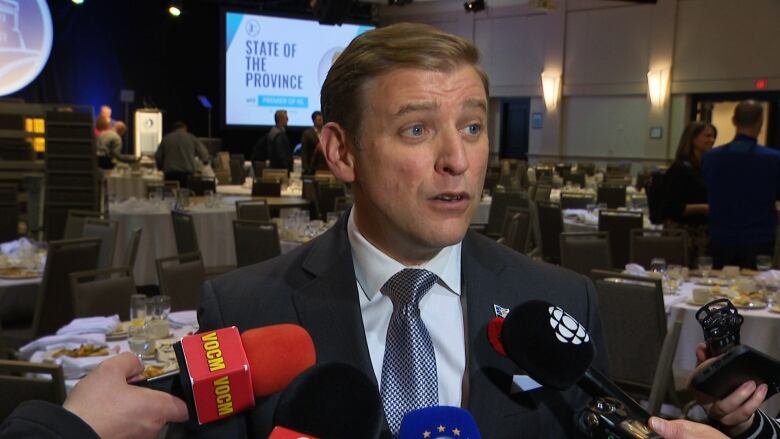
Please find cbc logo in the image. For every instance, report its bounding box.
[548,306,590,345]
[0,0,53,96]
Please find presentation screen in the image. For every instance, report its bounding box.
[224,12,373,127]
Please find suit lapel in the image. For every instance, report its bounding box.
[290,216,377,387]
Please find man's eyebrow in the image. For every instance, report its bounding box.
[393,102,439,117]
[463,98,488,112]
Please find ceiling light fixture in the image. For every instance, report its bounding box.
[464,0,485,12]
[168,1,182,17]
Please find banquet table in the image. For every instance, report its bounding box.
[216,177,303,198]
[104,170,163,201]
[110,200,238,285]
[663,280,780,415]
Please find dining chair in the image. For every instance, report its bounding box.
[577,162,596,176]
[563,172,586,188]
[533,184,552,202]
[597,184,627,209]
[81,217,119,270]
[317,183,346,220]
[62,209,102,239]
[123,227,143,271]
[593,278,690,414]
[0,184,19,244]
[0,360,66,421]
[302,177,321,220]
[229,156,246,185]
[629,228,689,269]
[233,220,282,267]
[485,191,530,239]
[156,251,205,311]
[535,201,564,264]
[333,196,352,213]
[498,209,532,255]
[170,210,200,255]
[560,232,612,276]
[599,209,643,269]
[70,267,136,320]
[252,179,282,197]
[560,192,596,210]
[236,199,271,221]
[3,238,104,344]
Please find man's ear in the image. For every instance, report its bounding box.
[319,122,356,183]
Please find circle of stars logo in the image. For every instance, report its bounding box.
[420,424,463,438]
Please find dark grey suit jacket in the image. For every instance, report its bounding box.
[184,215,609,438]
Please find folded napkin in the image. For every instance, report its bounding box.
[168,310,198,328]
[755,269,780,285]
[19,333,106,360]
[563,209,599,226]
[624,263,647,276]
[59,355,111,379]
[56,315,120,336]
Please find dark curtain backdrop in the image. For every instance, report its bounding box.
[9,0,294,157]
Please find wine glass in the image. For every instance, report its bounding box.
[697,256,713,282]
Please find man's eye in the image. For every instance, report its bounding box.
[403,125,425,137]
[464,124,482,135]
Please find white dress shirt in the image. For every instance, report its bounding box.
[347,209,466,406]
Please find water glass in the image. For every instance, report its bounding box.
[146,295,171,339]
[697,256,713,279]
[757,255,772,272]
[129,294,147,326]
[128,324,155,360]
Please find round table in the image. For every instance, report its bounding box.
[110,200,237,285]
[105,171,163,201]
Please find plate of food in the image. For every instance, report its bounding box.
[770,305,780,314]
[46,344,118,360]
[731,295,767,310]
[0,267,42,279]
[693,277,730,287]
[106,322,130,341]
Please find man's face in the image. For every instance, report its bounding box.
[100,106,111,119]
[279,112,288,127]
[349,65,488,264]
[314,115,324,130]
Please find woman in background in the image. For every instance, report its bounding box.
[660,121,717,265]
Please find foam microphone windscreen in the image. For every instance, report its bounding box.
[273,362,383,439]
[400,406,481,439]
[240,324,316,397]
[500,300,595,390]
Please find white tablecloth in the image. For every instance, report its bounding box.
[665,281,780,415]
[110,201,237,285]
[105,172,163,201]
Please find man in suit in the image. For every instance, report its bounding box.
[194,22,608,438]
[301,110,325,175]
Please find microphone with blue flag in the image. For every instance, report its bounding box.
[399,406,481,439]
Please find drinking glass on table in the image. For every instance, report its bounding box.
[697,256,713,281]
[146,295,171,340]
[757,255,772,272]
[130,294,147,326]
[128,324,155,360]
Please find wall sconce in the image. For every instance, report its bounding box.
[647,68,670,108]
[541,72,561,112]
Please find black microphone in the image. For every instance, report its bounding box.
[272,362,384,439]
[498,300,660,439]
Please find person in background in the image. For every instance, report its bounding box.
[154,121,211,188]
[659,121,717,265]
[266,109,292,172]
[94,105,115,136]
[301,110,325,175]
[96,119,132,169]
[703,100,780,269]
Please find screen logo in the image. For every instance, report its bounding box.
[0,0,53,96]
[245,19,260,37]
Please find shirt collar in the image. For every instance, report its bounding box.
[347,208,462,301]
[734,133,758,144]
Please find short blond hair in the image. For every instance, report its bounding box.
[321,22,489,146]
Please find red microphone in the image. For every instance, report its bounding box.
[138,324,316,425]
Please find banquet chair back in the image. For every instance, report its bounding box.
[233,220,281,267]
[229,157,245,185]
[485,191,530,238]
[500,209,531,254]
[560,192,596,210]
[70,267,136,321]
[599,210,643,269]
[156,251,205,311]
[81,218,119,270]
[577,162,596,176]
[597,184,627,209]
[594,278,675,406]
[302,178,321,220]
[170,210,199,255]
[0,184,19,244]
[333,196,352,213]
[62,209,101,239]
[317,183,346,219]
[535,201,564,263]
[262,168,288,181]
[564,172,586,188]
[252,161,266,178]
[124,227,143,271]
[0,360,66,421]
[560,232,612,276]
[33,237,101,338]
[629,229,689,269]
[187,176,217,196]
[533,184,552,202]
[252,179,282,197]
[236,199,271,221]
